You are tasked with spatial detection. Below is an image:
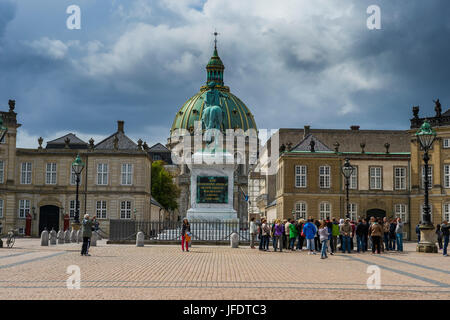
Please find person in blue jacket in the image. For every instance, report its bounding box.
[303,218,318,255]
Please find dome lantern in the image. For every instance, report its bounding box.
[206,32,225,86]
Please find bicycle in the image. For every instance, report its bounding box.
[6,229,17,248]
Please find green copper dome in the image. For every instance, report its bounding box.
[171,44,257,134]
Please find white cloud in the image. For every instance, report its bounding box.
[27,37,71,60]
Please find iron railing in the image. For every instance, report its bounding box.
[109,220,251,243]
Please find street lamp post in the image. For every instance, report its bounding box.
[341,158,354,220]
[71,154,85,225]
[415,120,438,253]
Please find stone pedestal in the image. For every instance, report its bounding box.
[71,223,81,243]
[136,231,144,247]
[76,230,82,243]
[416,224,438,253]
[230,232,239,248]
[49,229,57,245]
[90,232,98,246]
[57,231,64,244]
[40,230,49,246]
[186,150,238,222]
[64,230,71,243]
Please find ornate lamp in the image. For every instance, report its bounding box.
[71,154,85,224]
[415,120,438,253]
[341,159,354,219]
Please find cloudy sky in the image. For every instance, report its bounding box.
[1,0,449,148]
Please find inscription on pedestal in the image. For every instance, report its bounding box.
[196,176,228,204]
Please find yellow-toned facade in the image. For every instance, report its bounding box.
[0,105,154,237]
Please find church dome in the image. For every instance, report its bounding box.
[170,42,257,135]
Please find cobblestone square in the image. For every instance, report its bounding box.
[0,239,449,300]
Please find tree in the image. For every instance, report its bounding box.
[151,161,180,212]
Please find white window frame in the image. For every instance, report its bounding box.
[295,165,307,188]
[444,203,450,222]
[20,162,32,185]
[120,201,132,219]
[319,166,331,189]
[319,202,331,220]
[18,199,30,218]
[394,204,407,222]
[45,162,57,185]
[443,138,450,149]
[394,167,407,190]
[0,199,3,218]
[294,202,307,220]
[421,165,433,189]
[349,167,358,190]
[121,163,133,186]
[444,165,450,189]
[97,163,108,185]
[369,167,382,190]
[96,200,107,219]
[69,200,80,219]
[349,203,357,221]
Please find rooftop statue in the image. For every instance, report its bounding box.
[433,98,441,117]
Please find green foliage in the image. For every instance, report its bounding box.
[151,161,180,211]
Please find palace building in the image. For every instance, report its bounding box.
[251,102,450,241]
[0,100,160,237]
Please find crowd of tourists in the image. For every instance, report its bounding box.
[247,216,449,258]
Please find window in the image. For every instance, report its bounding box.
[319,202,331,220]
[349,167,358,190]
[45,163,57,185]
[0,160,4,183]
[394,204,407,222]
[0,199,3,218]
[294,202,307,220]
[96,201,107,219]
[421,166,433,189]
[295,165,307,188]
[369,167,382,190]
[444,203,450,221]
[120,201,132,219]
[18,227,24,235]
[70,167,82,185]
[394,167,407,190]
[20,162,32,184]
[443,138,450,149]
[69,200,80,219]
[18,199,30,218]
[444,165,450,189]
[97,163,108,185]
[121,164,133,185]
[319,166,331,188]
[348,203,357,221]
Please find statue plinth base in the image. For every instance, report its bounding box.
[416,224,438,253]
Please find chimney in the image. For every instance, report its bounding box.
[304,125,310,138]
[350,125,360,131]
[117,120,124,133]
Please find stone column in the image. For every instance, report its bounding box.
[90,232,98,246]
[49,229,57,245]
[64,230,71,243]
[57,231,64,244]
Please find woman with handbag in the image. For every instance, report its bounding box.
[181,218,191,252]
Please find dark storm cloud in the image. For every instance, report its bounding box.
[0,0,450,148]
